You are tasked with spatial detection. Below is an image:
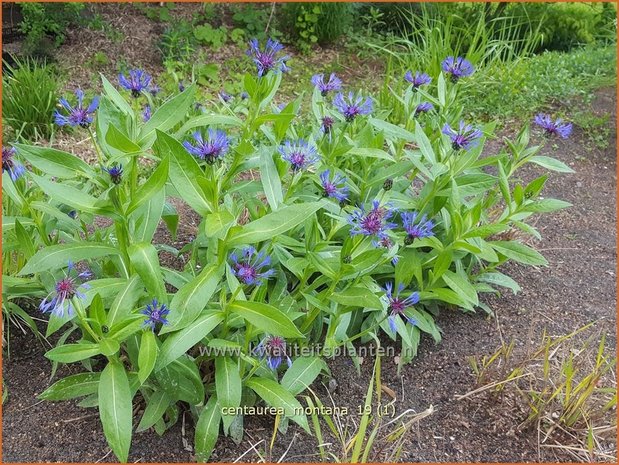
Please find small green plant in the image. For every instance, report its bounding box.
[87,51,110,70]
[293,4,321,54]
[194,23,228,49]
[283,3,355,50]
[2,56,58,141]
[159,21,196,66]
[138,2,175,23]
[231,4,281,42]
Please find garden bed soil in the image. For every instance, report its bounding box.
[3,87,616,463]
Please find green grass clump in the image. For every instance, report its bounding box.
[2,56,59,141]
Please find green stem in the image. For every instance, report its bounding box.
[72,297,100,342]
[87,127,105,168]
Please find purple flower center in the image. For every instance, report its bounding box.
[389,298,407,313]
[289,151,307,169]
[361,209,386,235]
[55,277,77,298]
[236,264,257,283]
[257,54,276,72]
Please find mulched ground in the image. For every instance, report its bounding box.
[2,5,617,462]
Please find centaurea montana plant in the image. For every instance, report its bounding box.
[9,35,575,464]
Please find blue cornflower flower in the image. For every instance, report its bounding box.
[311,73,342,96]
[140,298,170,330]
[183,129,230,164]
[404,71,432,89]
[402,211,435,244]
[333,92,373,122]
[54,89,99,128]
[441,56,475,82]
[373,236,399,265]
[2,146,26,181]
[142,105,151,122]
[534,114,572,139]
[39,261,91,318]
[279,139,320,171]
[219,91,232,103]
[319,169,349,202]
[247,38,290,77]
[254,335,292,370]
[348,200,397,240]
[230,247,275,286]
[148,82,160,96]
[118,69,152,97]
[383,282,419,333]
[321,116,335,135]
[442,121,482,151]
[103,164,123,184]
[414,102,434,116]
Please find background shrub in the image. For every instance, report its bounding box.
[18,2,85,56]
[281,2,355,50]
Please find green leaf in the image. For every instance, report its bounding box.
[162,264,223,334]
[39,372,101,401]
[490,241,548,266]
[136,390,172,432]
[107,275,144,327]
[528,155,574,173]
[14,144,95,179]
[106,124,142,153]
[156,311,224,370]
[204,210,235,240]
[216,357,242,431]
[441,270,479,306]
[128,242,166,301]
[101,73,133,115]
[45,343,101,363]
[19,243,119,275]
[415,124,436,164]
[281,357,325,395]
[174,114,243,139]
[138,330,158,384]
[369,117,415,141]
[228,300,303,338]
[14,219,35,259]
[523,198,572,213]
[194,396,221,463]
[329,287,383,309]
[154,130,212,215]
[132,189,165,243]
[99,359,133,463]
[139,84,196,145]
[477,272,521,294]
[260,148,283,210]
[437,72,446,106]
[100,338,121,356]
[126,157,169,215]
[30,174,115,217]
[228,201,324,246]
[245,377,309,432]
[348,147,392,160]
